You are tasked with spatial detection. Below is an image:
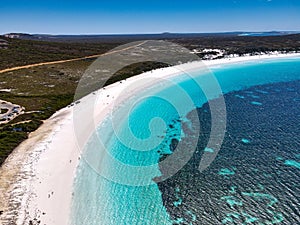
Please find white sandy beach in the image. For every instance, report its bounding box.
[0,52,300,225]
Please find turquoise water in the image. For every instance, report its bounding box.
[71,57,300,224]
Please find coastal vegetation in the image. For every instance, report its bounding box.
[106,61,170,85]
[171,34,300,57]
[0,36,124,70]
[1,33,300,70]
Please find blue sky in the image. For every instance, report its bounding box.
[1,0,300,34]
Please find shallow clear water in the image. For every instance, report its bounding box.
[71,57,300,225]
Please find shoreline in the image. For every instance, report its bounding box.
[0,52,300,225]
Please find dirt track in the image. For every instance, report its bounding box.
[0,41,148,74]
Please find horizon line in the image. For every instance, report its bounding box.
[2,30,300,36]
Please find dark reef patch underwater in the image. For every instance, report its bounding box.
[157,80,300,225]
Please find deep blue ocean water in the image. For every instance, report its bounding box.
[71,57,300,225]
